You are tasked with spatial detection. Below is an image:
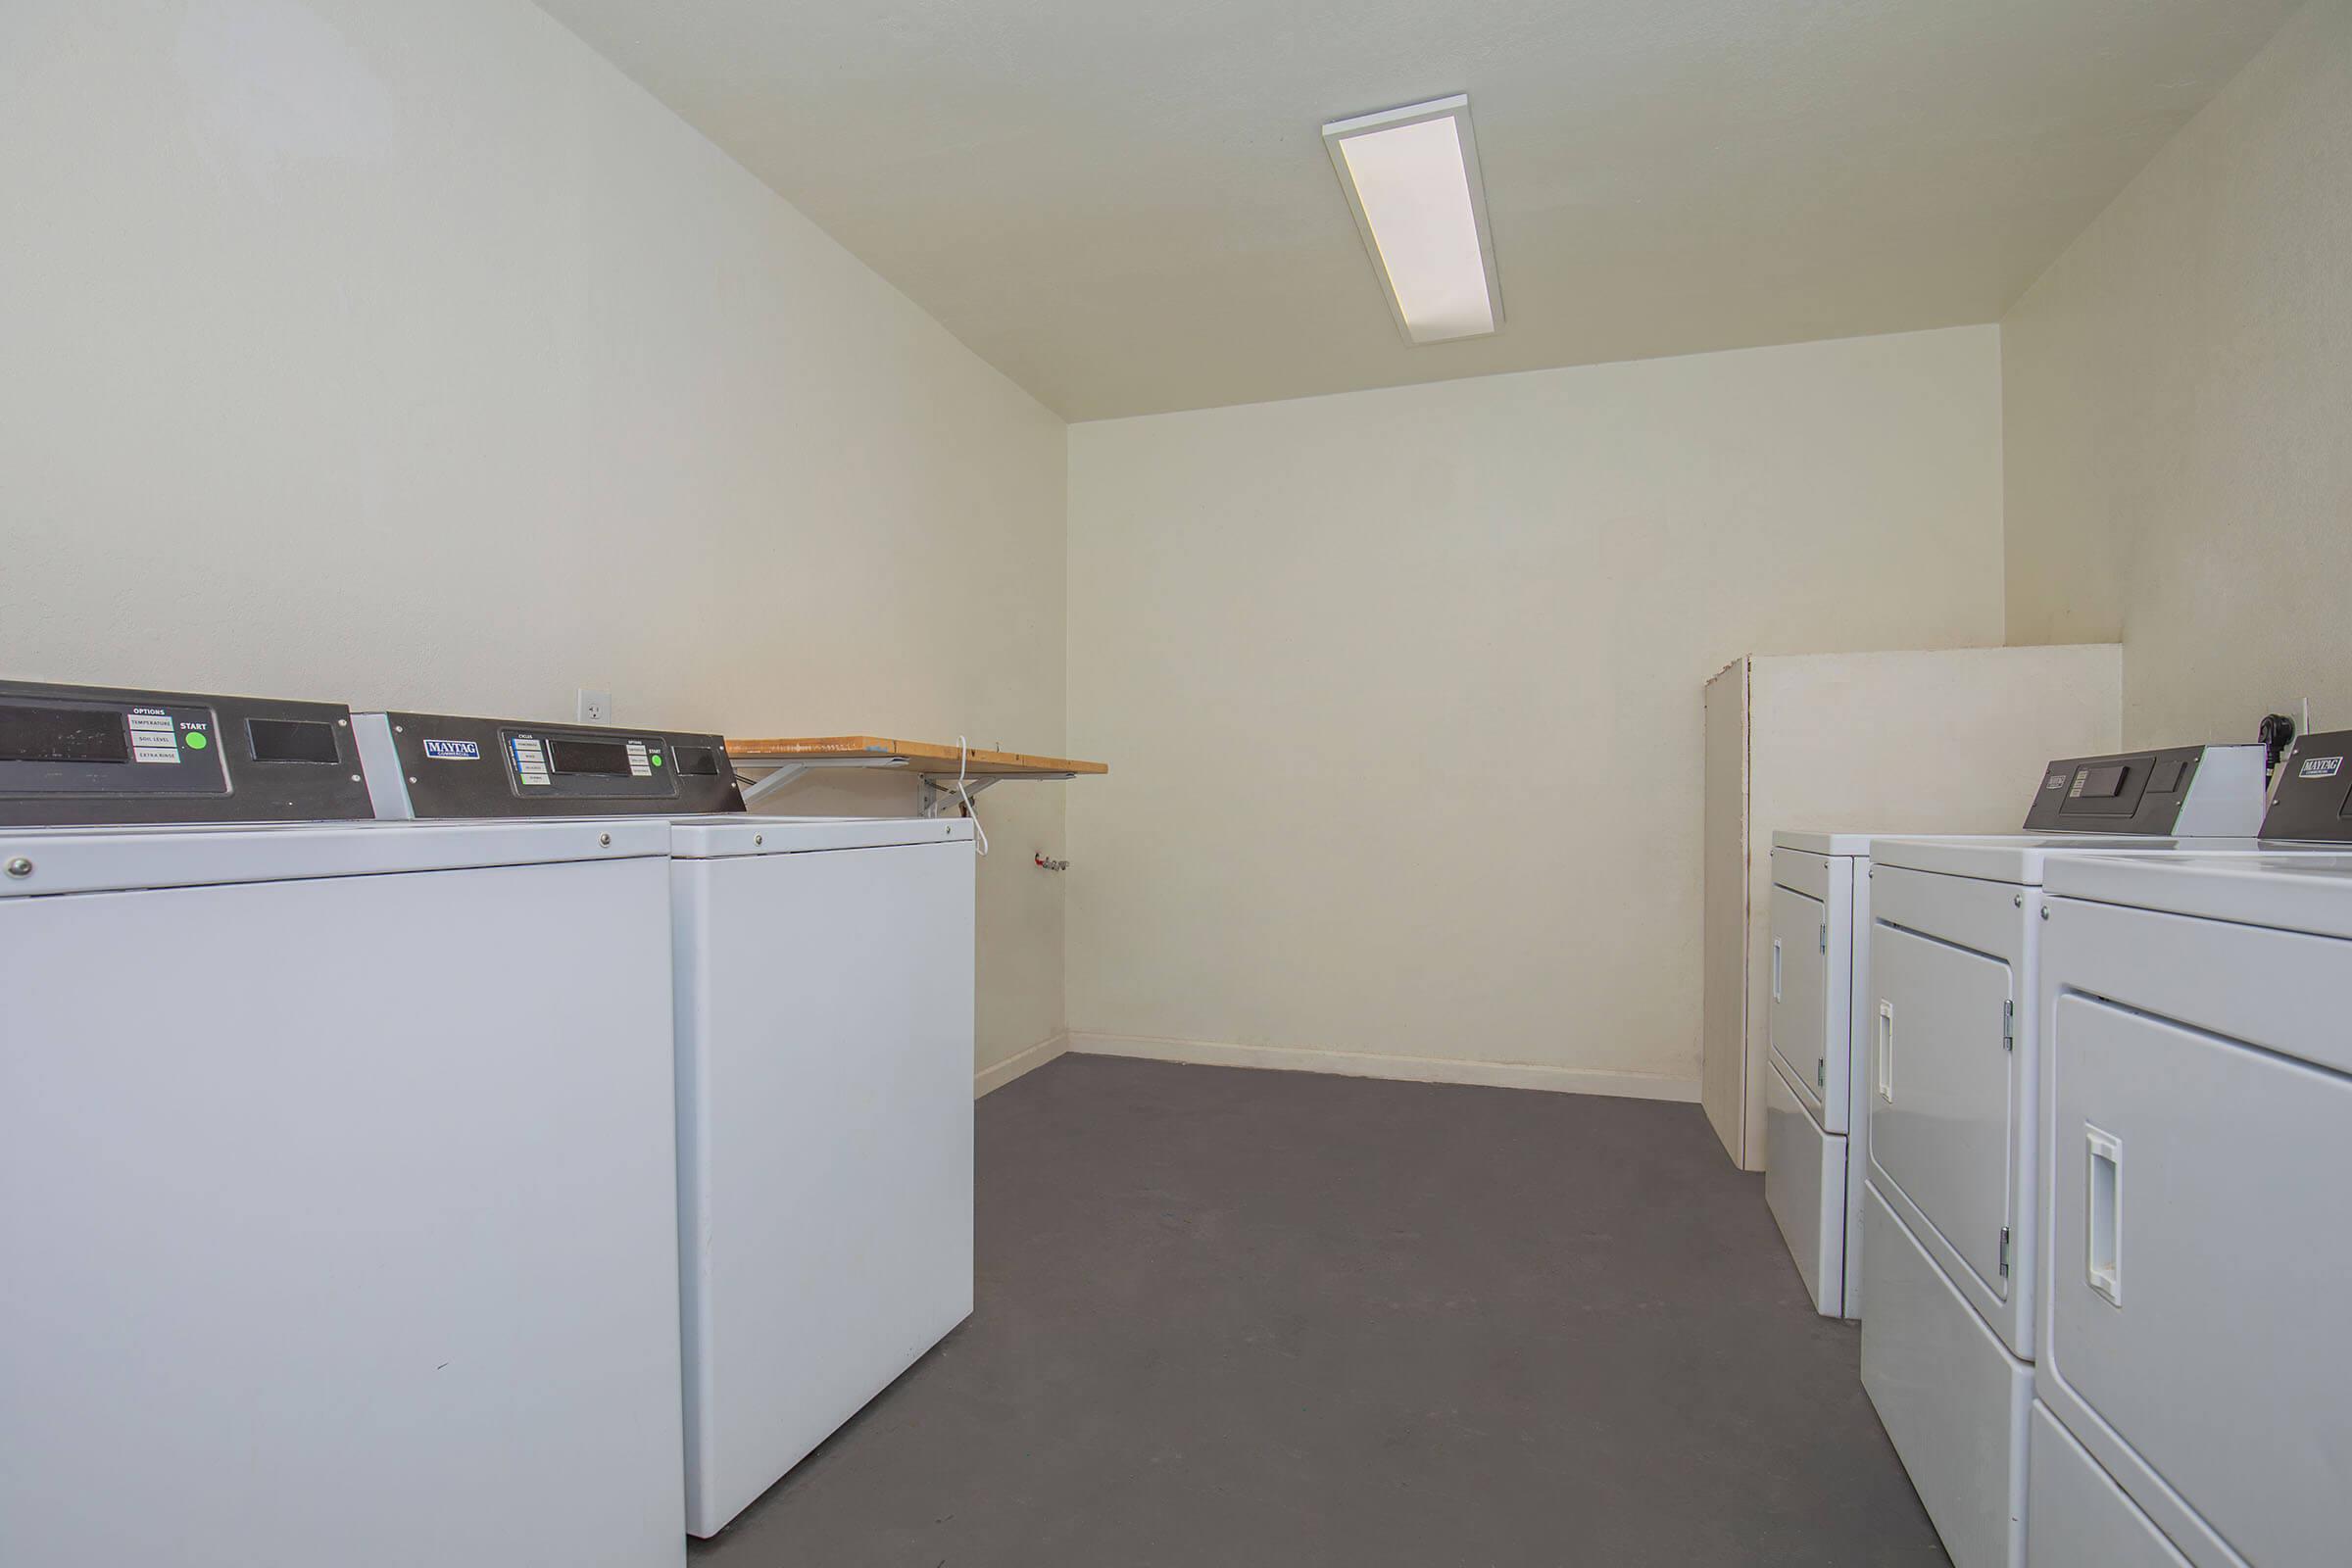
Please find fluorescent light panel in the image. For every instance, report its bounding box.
[1323,95,1501,344]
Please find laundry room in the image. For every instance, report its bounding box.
[2,3,2346,1565]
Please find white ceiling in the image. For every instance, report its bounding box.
[536,0,2293,421]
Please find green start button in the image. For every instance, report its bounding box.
[184,731,209,750]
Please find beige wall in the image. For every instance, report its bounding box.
[2003,0,2352,745]
[1066,326,2007,1095]
[23,0,2331,1100]
[0,0,1070,1078]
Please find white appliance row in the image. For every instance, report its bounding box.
[0,681,977,1567]
[1763,743,2269,1322]
[353,708,977,1540]
[1768,735,2352,1567]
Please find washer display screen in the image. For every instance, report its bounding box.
[547,739,635,776]
[0,705,131,764]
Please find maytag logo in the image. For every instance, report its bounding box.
[422,739,480,760]
[2299,756,2343,779]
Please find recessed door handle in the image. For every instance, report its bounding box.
[1875,1001,1895,1103]
[2086,1125,2123,1306]
[1772,939,1784,1003]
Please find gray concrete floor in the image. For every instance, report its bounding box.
[691,1054,1945,1567]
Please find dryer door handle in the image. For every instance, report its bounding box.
[1875,1001,1895,1103]
[2086,1125,2123,1306]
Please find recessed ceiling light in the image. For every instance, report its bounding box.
[1322,95,1502,345]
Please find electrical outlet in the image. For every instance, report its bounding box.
[576,688,612,725]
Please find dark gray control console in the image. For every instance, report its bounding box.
[0,679,372,826]
[2257,730,2352,841]
[355,710,743,818]
[2019,744,2266,836]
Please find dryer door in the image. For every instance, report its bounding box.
[1867,920,2015,1310]
[2041,987,2352,1568]
[1769,880,1833,1127]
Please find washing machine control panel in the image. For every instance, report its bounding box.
[360,710,743,818]
[2019,744,2257,834]
[0,680,370,825]
[504,729,674,798]
[2258,730,2352,841]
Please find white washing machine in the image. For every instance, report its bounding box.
[356,710,978,1540]
[0,682,686,1568]
[666,814,973,1537]
[1854,743,2306,1568]
[2024,752,2352,1567]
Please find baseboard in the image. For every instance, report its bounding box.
[1065,1032,1700,1103]
[974,1031,1070,1098]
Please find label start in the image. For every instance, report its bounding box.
[2300,756,2343,779]
[422,739,481,760]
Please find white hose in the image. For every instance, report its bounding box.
[956,735,988,857]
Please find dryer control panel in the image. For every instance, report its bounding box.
[356,710,743,818]
[0,680,371,826]
[2257,730,2352,841]
[2020,743,2266,837]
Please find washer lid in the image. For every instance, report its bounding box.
[1770,830,1883,857]
[2044,850,2352,938]
[1866,832,2227,884]
[0,818,668,897]
[667,815,974,858]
